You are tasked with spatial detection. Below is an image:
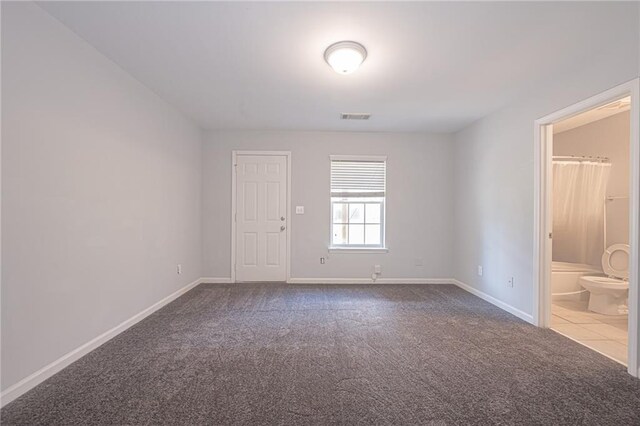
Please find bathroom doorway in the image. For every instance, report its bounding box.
[534,79,640,377]
[550,99,630,364]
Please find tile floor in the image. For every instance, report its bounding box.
[551,299,628,365]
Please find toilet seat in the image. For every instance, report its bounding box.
[601,244,630,280]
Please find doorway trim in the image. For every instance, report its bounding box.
[231,150,292,283]
[533,78,640,377]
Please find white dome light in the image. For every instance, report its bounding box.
[324,41,367,75]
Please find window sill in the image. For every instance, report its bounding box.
[328,247,389,254]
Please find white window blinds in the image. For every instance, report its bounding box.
[330,158,386,197]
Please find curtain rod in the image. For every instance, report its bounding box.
[552,155,610,163]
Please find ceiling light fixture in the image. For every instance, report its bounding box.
[324,41,367,75]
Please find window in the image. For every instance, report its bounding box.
[330,156,386,249]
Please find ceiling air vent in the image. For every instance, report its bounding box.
[341,113,371,120]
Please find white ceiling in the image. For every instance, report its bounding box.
[38,1,637,133]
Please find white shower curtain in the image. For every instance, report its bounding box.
[553,161,611,266]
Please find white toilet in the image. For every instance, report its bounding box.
[579,244,630,315]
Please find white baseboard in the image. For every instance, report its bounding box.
[200,277,454,285]
[451,279,534,324]
[0,277,204,408]
[288,277,456,285]
[200,277,233,284]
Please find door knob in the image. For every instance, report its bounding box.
[280,225,286,231]
[281,216,285,221]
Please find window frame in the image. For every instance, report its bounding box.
[330,198,385,249]
[329,155,387,251]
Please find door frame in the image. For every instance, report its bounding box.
[533,79,640,377]
[231,150,292,283]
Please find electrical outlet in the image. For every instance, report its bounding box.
[508,277,514,287]
[374,265,381,274]
[320,257,325,264]
[477,266,483,276]
[177,264,182,275]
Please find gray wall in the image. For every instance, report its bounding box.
[1,3,203,390]
[202,130,454,280]
[554,111,630,251]
[452,3,639,316]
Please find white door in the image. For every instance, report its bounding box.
[235,154,288,282]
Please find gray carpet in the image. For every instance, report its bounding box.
[2,284,640,425]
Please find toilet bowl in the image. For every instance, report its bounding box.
[579,276,628,315]
[579,244,630,315]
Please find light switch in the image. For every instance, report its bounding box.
[296,206,305,214]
